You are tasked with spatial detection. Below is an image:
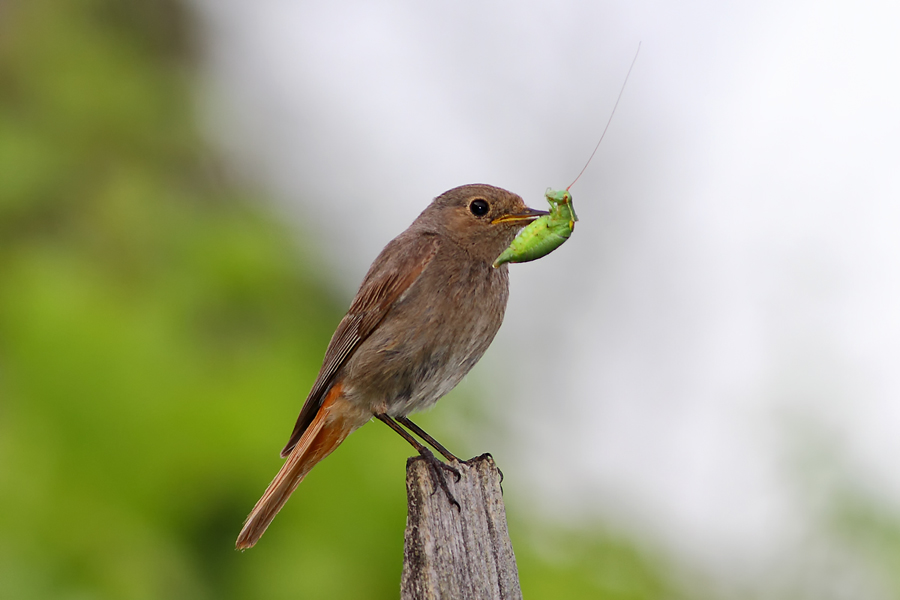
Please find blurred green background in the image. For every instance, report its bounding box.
[0,1,682,598]
[1,1,898,599]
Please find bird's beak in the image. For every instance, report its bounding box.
[491,207,549,225]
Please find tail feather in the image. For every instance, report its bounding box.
[236,385,359,549]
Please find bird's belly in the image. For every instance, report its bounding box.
[344,328,491,417]
[342,302,501,416]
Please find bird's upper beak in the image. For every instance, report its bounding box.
[491,206,549,225]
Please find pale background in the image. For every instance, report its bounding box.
[194,0,900,591]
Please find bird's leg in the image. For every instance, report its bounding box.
[375,414,461,509]
[397,416,504,484]
[395,416,462,462]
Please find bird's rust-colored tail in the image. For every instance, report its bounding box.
[236,384,362,549]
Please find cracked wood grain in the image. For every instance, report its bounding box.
[401,454,522,600]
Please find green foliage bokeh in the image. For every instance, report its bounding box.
[0,1,414,597]
[0,1,700,598]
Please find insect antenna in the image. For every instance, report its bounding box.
[567,42,641,192]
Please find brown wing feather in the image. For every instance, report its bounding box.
[280,231,440,457]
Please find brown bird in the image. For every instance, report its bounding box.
[236,184,547,549]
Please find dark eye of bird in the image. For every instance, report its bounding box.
[469,199,489,217]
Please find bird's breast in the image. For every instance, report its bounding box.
[342,249,509,416]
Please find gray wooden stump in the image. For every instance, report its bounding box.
[401,454,522,600]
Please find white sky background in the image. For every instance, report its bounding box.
[194,0,900,586]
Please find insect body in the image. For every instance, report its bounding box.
[492,43,639,270]
[492,188,578,267]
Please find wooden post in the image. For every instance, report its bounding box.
[401,454,522,600]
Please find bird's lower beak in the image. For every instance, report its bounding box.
[491,207,549,225]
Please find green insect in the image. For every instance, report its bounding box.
[492,43,639,269]
[492,187,578,267]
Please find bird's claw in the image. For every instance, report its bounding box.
[419,448,461,510]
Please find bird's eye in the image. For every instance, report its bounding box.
[469,199,490,217]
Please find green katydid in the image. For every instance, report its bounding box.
[493,44,640,269]
[493,188,578,267]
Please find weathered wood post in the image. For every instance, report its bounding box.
[401,454,522,600]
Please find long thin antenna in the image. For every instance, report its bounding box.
[567,42,641,191]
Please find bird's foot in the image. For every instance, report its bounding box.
[418,447,462,510]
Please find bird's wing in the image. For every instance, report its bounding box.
[280,232,440,457]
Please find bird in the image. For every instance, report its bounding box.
[236,183,547,549]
